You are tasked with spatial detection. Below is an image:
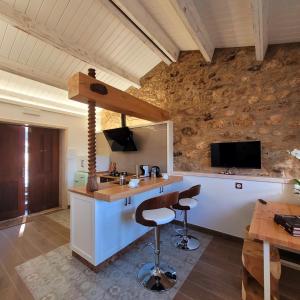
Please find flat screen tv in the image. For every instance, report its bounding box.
[211,141,261,169]
[103,127,137,152]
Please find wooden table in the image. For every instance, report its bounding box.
[249,201,300,300]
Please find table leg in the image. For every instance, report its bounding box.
[263,240,271,300]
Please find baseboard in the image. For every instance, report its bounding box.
[172,220,243,243]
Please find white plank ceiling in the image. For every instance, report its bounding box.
[193,0,254,48]
[0,68,102,116]
[0,0,299,115]
[0,0,160,88]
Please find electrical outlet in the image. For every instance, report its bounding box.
[235,182,243,189]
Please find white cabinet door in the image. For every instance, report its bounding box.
[70,193,95,264]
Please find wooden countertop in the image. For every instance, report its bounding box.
[249,201,300,251]
[94,176,182,202]
[69,176,183,202]
[69,181,113,198]
[69,186,94,198]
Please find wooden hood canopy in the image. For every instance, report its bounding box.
[68,70,169,193]
[68,72,169,122]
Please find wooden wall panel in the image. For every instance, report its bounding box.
[0,123,25,221]
[28,126,59,213]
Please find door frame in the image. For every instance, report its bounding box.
[0,119,68,209]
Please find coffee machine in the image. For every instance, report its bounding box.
[139,165,150,177]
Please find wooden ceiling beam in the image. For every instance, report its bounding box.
[0,1,140,88]
[68,72,169,122]
[170,0,214,62]
[102,0,173,65]
[109,0,179,63]
[251,0,269,61]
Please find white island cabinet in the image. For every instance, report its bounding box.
[70,176,183,268]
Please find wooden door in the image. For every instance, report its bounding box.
[28,127,59,213]
[0,124,25,221]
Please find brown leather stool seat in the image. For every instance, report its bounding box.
[173,185,201,250]
[135,191,179,292]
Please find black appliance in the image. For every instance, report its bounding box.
[151,166,160,177]
[210,141,261,169]
[103,127,137,152]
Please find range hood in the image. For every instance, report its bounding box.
[103,126,137,152]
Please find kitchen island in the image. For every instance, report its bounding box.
[69,176,182,271]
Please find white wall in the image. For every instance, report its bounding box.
[173,172,298,238]
[97,123,168,174]
[0,102,88,207]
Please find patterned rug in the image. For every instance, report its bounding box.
[16,225,212,300]
[46,209,70,228]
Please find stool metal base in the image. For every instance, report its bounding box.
[174,235,200,251]
[174,227,185,235]
[137,262,176,292]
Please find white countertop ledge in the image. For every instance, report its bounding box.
[172,171,292,184]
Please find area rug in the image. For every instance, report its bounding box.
[45,209,70,228]
[16,225,211,300]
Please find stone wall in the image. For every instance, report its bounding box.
[101,44,300,178]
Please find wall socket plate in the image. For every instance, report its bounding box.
[235,182,243,189]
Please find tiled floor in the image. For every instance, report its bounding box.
[0,211,299,300]
[15,228,211,299]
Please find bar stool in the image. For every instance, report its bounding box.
[135,191,179,292]
[173,185,201,250]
